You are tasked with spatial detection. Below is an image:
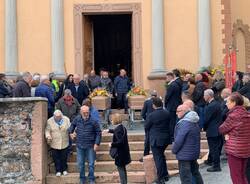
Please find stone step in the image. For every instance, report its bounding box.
[49,150,208,173]
[101,132,207,142]
[46,170,180,184]
[49,158,205,174]
[71,140,208,152]
[66,149,208,162]
[46,171,146,184]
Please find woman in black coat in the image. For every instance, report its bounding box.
[104,113,131,184]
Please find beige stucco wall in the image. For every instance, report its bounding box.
[17,0,51,74]
[164,0,199,73]
[0,0,4,72]
[211,0,224,68]
[1,0,243,87]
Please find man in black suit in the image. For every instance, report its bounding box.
[67,74,89,105]
[164,70,182,141]
[139,90,157,162]
[192,73,207,128]
[145,97,171,184]
[203,89,223,172]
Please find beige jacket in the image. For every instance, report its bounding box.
[45,116,71,150]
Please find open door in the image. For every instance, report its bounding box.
[83,15,94,74]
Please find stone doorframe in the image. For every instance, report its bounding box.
[232,19,250,72]
[74,3,143,86]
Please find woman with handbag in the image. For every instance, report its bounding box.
[103,113,131,184]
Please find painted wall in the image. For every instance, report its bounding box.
[0,0,4,72]
[211,0,224,68]
[17,0,51,74]
[0,0,241,88]
[164,0,199,73]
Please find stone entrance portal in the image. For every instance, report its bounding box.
[74,3,143,86]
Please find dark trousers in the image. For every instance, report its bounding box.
[227,154,248,184]
[117,93,128,111]
[151,145,169,181]
[169,111,177,141]
[207,136,222,168]
[144,129,150,156]
[51,147,68,173]
[246,158,250,183]
[178,160,204,184]
[117,166,127,184]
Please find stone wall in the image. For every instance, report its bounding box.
[0,98,48,184]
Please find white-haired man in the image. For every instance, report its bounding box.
[238,73,250,100]
[35,75,55,118]
[203,89,223,172]
[45,110,71,177]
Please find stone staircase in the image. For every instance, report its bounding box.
[46,132,208,184]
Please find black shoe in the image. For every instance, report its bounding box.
[139,157,143,162]
[124,110,128,114]
[204,160,213,166]
[207,166,222,172]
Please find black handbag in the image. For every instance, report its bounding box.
[109,147,118,159]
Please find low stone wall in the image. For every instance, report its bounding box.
[0,98,48,184]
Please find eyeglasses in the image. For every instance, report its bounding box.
[176,110,183,113]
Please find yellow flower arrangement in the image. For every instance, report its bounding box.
[89,88,109,99]
[127,86,147,97]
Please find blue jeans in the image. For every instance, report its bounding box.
[77,147,96,183]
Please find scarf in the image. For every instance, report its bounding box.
[63,95,74,106]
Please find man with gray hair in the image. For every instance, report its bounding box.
[203,89,223,172]
[13,72,32,97]
[35,75,55,118]
[238,73,250,100]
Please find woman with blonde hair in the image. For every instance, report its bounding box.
[103,113,131,184]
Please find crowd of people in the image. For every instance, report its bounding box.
[1,68,250,184]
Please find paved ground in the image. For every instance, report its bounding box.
[168,160,232,184]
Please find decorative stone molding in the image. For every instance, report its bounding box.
[221,0,232,54]
[232,19,250,72]
[74,3,143,86]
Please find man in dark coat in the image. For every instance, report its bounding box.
[89,70,101,92]
[172,104,204,184]
[164,70,182,141]
[13,72,32,97]
[203,89,223,172]
[68,105,101,184]
[99,71,113,94]
[0,73,13,98]
[139,90,157,162]
[192,73,207,128]
[67,74,89,105]
[145,97,171,184]
[238,73,250,100]
[35,75,55,118]
[114,69,131,113]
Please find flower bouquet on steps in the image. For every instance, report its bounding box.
[89,88,111,110]
[127,86,147,110]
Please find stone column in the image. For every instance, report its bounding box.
[51,0,65,77]
[5,0,18,76]
[150,0,166,76]
[198,0,212,68]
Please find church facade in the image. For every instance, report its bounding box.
[0,0,250,93]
